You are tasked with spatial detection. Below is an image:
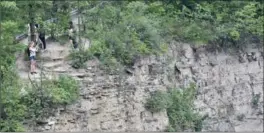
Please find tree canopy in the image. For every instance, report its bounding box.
[72,0,263,68]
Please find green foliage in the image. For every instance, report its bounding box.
[0,1,79,131]
[145,84,205,132]
[0,3,28,131]
[77,1,168,67]
[69,49,94,69]
[74,0,263,69]
[0,119,25,132]
[145,91,172,113]
[0,1,18,10]
[1,0,263,131]
[0,77,27,132]
[166,125,176,132]
[21,75,79,122]
[1,73,79,131]
[51,75,79,104]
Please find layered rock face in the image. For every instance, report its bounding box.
[49,61,169,132]
[161,42,263,132]
[17,41,169,132]
[17,40,263,132]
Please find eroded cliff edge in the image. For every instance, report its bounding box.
[24,42,263,132]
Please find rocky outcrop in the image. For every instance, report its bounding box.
[17,40,169,132]
[48,62,169,132]
[138,42,263,132]
[16,39,263,131]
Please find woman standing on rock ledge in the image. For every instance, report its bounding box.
[29,41,38,74]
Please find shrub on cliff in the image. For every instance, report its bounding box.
[20,75,79,129]
[145,90,172,112]
[145,84,205,132]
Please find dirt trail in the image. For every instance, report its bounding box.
[15,36,90,81]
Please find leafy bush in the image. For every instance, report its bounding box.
[4,75,80,131]
[51,75,79,104]
[25,74,79,106]
[0,119,25,132]
[0,80,27,132]
[145,84,205,132]
[145,91,172,113]
[69,49,94,69]
[0,17,29,132]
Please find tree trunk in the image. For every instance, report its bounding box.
[78,0,81,45]
[29,3,36,43]
[0,6,2,121]
[50,0,58,40]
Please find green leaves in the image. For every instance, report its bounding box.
[147,1,165,15]
[234,2,263,36]
[0,1,18,10]
[19,74,79,125]
[69,49,94,69]
[1,21,19,34]
[126,1,148,14]
[0,67,25,132]
[77,0,263,68]
[76,1,167,67]
[145,84,204,132]
[145,90,172,113]
[52,75,79,104]
[161,0,263,44]
[0,1,81,131]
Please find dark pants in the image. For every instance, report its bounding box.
[73,41,78,49]
[39,36,46,49]
[69,36,78,49]
[26,48,30,57]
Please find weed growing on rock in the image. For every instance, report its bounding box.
[145,84,205,132]
[252,93,260,109]
[145,90,172,112]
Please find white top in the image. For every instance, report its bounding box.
[68,28,73,37]
[29,47,37,57]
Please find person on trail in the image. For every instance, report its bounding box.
[68,21,78,49]
[34,23,41,47]
[26,23,37,57]
[71,30,78,49]
[38,24,46,51]
[29,41,37,74]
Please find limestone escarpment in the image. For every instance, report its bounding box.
[17,40,263,132]
[161,42,263,132]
